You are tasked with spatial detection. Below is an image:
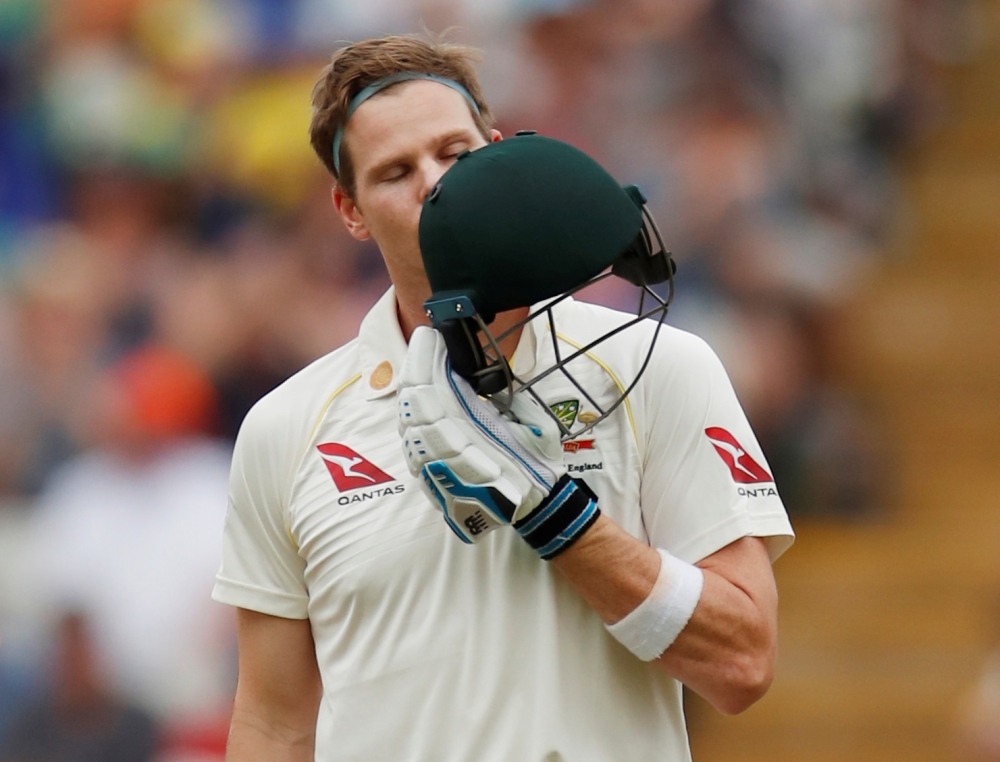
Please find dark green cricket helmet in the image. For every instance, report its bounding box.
[419,134,669,324]
[417,133,674,430]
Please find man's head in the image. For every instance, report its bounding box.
[310,35,495,199]
[310,35,499,311]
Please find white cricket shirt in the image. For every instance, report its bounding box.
[213,287,794,762]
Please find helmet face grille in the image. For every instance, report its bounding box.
[444,268,674,442]
[507,278,672,441]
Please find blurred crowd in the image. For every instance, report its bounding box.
[0,0,978,759]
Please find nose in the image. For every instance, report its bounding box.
[417,157,450,205]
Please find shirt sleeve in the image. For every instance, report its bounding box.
[212,400,310,619]
[639,330,794,564]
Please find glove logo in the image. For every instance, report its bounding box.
[464,512,490,536]
[317,443,394,492]
[705,427,772,484]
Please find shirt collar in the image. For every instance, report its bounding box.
[510,310,539,379]
[515,296,570,381]
[357,286,409,401]
[356,286,552,400]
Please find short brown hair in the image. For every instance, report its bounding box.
[310,34,495,197]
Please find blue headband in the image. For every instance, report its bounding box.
[331,73,481,176]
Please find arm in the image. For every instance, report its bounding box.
[551,516,777,715]
[395,325,783,714]
[227,609,322,761]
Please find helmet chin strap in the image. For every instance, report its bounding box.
[436,315,513,398]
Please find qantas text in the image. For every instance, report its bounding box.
[737,486,777,498]
[337,484,405,505]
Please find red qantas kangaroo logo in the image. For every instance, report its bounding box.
[705,427,772,484]
[317,443,394,492]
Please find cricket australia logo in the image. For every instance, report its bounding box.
[317,443,395,492]
[705,427,772,484]
[549,399,580,429]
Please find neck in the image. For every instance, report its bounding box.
[488,306,532,360]
[395,288,432,343]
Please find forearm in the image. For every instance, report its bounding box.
[550,513,659,622]
[228,609,322,762]
[551,515,777,714]
[226,706,316,762]
[654,554,776,714]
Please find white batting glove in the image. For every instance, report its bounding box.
[398,326,600,559]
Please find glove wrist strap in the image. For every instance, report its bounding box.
[514,475,600,560]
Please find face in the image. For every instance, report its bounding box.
[333,80,499,302]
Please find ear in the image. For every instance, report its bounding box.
[490,129,503,143]
[332,185,371,241]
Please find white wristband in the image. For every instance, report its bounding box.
[605,548,704,661]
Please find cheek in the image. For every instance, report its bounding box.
[365,187,421,240]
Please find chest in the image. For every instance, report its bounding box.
[285,377,643,607]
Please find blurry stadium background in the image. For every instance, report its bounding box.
[0,0,998,760]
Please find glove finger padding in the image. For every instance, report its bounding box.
[397,385,445,429]
[404,418,469,461]
[399,326,599,556]
[398,327,438,388]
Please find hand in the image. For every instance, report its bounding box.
[398,326,600,558]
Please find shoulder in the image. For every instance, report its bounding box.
[552,297,724,381]
[552,299,734,458]
[238,339,363,448]
[232,340,364,499]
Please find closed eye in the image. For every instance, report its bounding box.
[440,141,470,161]
[381,165,410,183]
